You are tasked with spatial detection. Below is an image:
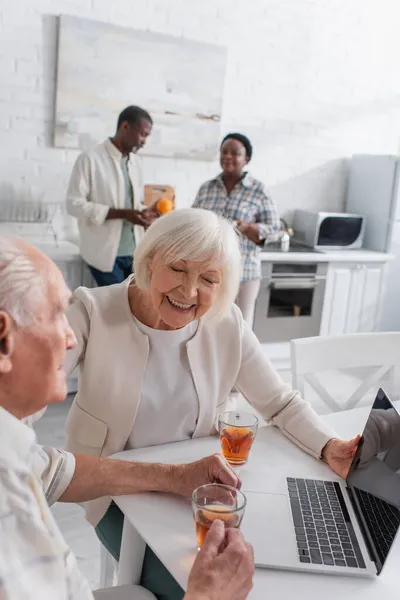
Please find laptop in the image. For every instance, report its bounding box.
[241,388,400,577]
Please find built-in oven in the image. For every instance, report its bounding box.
[253,262,327,343]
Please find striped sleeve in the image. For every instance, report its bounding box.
[33,446,76,505]
[255,187,280,243]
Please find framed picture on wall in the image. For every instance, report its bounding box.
[54,15,227,160]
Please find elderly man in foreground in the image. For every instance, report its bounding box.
[0,236,254,600]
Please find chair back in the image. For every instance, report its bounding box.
[290,332,400,414]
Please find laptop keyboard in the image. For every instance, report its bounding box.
[287,478,366,568]
[354,487,400,565]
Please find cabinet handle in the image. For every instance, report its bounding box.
[270,280,317,290]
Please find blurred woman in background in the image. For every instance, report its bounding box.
[193,133,280,327]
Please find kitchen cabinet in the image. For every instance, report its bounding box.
[320,262,386,336]
[55,258,96,291]
[56,259,84,292]
[253,261,328,343]
[54,258,95,394]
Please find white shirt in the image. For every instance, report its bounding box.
[65,139,144,272]
[126,318,199,449]
[0,406,93,600]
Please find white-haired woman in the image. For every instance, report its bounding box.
[65,208,360,600]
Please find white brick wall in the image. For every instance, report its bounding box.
[1,0,400,237]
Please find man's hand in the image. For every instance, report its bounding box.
[125,209,153,228]
[171,454,241,497]
[106,208,153,228]
[60,453,240,504]
[141,205,159,226]
[237,221,260,245]
[185,520,254,600]
[322,435,362,478]
[142,202,160,218]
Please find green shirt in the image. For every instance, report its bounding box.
[117,156,135,257]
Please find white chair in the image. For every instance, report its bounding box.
[93,584,156,599]
[99,545,119,589]
[99,518,147,590]
[290,332,400,414]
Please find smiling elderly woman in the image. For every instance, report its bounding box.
[65,208,359,600]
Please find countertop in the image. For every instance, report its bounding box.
[260,248,394,263]
[28,239,394,265]
[29,240,81,261]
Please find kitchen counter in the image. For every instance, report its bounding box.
[30,240,81,261]
[14,234,393,265]
[30,239,393,265]
[260,248,394,263]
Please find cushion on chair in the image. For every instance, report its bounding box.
[93,584,157,600]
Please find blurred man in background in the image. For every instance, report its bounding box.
[66,106,157,287]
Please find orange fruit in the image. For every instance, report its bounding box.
[156,198,174,214]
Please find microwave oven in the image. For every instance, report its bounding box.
[293,210,366,250]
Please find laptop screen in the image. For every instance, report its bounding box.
[346,388,400,573]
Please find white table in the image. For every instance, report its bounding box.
[112,404,400,599]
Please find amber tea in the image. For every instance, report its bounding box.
[192,484,247,550]
[218,412,259,465]
[220,425,255,464]
[194,505,241,548]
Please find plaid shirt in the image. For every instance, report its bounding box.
[0,406,93,600]
[193,173,280,281]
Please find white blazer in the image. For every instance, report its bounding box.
[65,139,144,272]
[65,277,336,526]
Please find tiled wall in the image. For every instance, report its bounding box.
[1,0,400,239]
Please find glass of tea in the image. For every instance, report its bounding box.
[218,411,259,465]
[192,483,247,549]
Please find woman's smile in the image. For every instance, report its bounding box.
[166,295,197,312]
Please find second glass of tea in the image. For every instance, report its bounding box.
[218,411,259,465]
[192,483,247,549]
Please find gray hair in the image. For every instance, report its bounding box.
[134,208,242,319]
[0,236,44,326]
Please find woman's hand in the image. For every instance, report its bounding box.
[236,221,260,245]
[322,435,362,478]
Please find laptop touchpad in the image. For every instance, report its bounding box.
[241,491,297,568]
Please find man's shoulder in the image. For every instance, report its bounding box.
[0,407,36,473]
[75,140,109,163]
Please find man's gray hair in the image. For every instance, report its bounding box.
[0,236,43,326]
[134,208,242,319]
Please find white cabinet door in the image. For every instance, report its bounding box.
[56,260,83,292]
[320,265,353,336]
[54,259,84,395]
[357,264,385,332]
[321,262,386,336]
[380,222,400,331]
[345,264,365,333]
[56,259,96,290]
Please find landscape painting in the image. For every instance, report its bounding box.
[54,15,227,160]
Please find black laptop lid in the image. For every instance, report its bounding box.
[346,388,400,573]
